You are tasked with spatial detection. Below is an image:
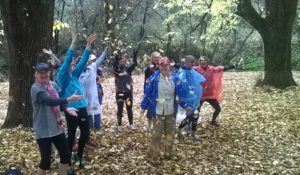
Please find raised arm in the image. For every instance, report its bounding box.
[212,66,224,72]
[42,49,62,66]
[95,48,107,67]
[223,65,235,71]
[56,32,78,85]
[113,51,121,75]
[73,33,97,78]
[127,49,138,73]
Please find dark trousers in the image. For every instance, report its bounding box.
[199,99,221,121]
[36,133,70,170]
[65,107,90,161]
[116,91,133,126]
[178,112,199,132]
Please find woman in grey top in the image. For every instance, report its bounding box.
[31,63,82,175]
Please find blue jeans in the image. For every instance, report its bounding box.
[89,114,101,129]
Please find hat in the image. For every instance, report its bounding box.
[35,63,50,72]
[159,57,170,65]
[89,54,97,61]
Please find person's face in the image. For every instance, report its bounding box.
[200,58,208,67]
[88,55,97,65]
[36,70,50,83]
[152,56,160,65]
[119,58,126,66]
[185,59,196,68]
[159,63,170,76]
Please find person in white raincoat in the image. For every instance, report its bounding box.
[79,49,106,129]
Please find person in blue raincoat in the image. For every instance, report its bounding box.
[177,55,206,141]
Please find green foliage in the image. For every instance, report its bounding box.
[241,57,264,70]
[52,20,70,38]
[2,0,298,74]
[53,20,69,31]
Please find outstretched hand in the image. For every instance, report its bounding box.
[66,107,79,117]
[104,46,110,53]
[42,48,53,55]
[67,91,84,102]
[86,33,97,49]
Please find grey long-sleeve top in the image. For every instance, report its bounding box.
[31,81,67,139]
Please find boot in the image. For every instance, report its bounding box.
[59,163,68,175]
[210,120,220,127]
[178,117,188,129]
[37,168,46,175]
[67,167,75,175]
[116,125,123,132]
[191,132,201,141]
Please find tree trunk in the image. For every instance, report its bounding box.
[0,0,54,128]
[54,0,66,53]
[166,23,172,56]
[261,26,296,88]
[237,0,298,88]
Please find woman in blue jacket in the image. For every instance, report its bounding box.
[141,57,179,163]
[55,32,97,168]
[177,55,206,141]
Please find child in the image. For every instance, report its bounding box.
[95,69,104,128]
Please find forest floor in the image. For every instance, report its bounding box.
[0,72,300,175]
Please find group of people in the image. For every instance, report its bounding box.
[140,53,235,163]
[31,32,234,174]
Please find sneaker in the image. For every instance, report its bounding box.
[176,130,184,139]
[87,138,97,147]
[75,160,84,169]
[72,152,79,162]
[210,120,220,127]
[149,158,160,166]
[78,163,84,169]
[128,124,136,130]
[143,125,153,132]
[67,167,75,175]
[116,125,123,132]
[191,133,201,141]
[165,152,177,160]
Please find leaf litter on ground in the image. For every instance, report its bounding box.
[0,71,300,174]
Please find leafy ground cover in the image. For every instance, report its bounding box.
[0,72,299,175]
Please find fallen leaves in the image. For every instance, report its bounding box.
[0,72,300,174]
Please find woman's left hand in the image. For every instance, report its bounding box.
[42,48,53,55]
